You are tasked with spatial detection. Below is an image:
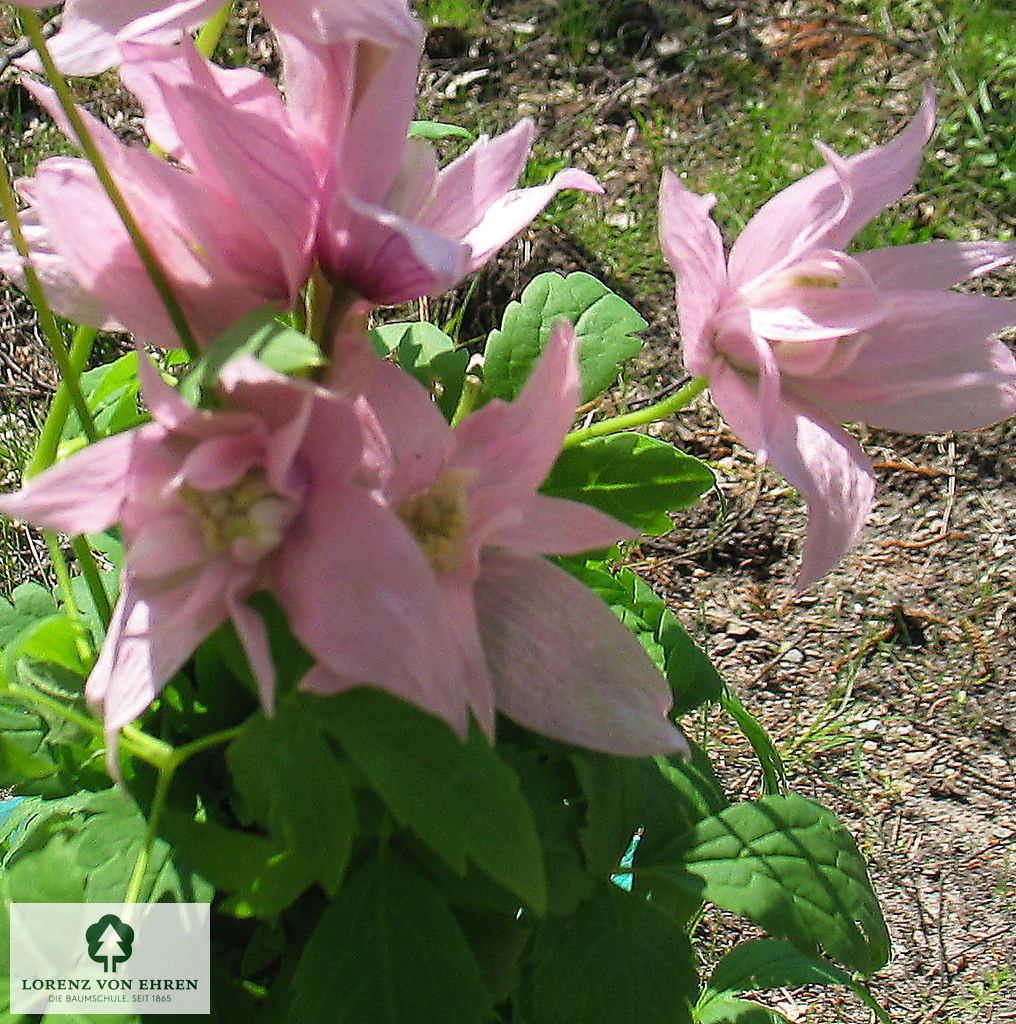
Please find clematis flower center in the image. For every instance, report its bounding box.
[181,470,298,566]
[395,468,473,575]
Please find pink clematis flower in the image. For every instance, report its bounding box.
[660,84,1016,587]
[16,0,422,76]
[334,322,687,757]
[275,32,603,311]
[1,41,319,348]
[0,355,471,767]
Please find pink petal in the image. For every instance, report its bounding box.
[745,250,888,344]
[319,193,469,304]
[710,367,876,588]
[227,590,276,714]
[0,432,134,535]
[0,207,123,331]
[475,551,687,757]
[789,291,1016,432]
[423,120,536,242]
[275,486,470,735]
[351,359,453,499]
[455,321,580,492]
[474,491,633,554]
[461,168,602,273]
[263,0,423,48]
[856,241,1016,290]
[658,170,728,374]
[18,0,218,76]
[729,84,936,285]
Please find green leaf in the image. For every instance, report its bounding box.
[370,321,468,419]
[564,560,723,714]
[543,433,714,534]
[719,687,786,796]
[408,119,474,141]
[62,351,146,445]
[696,995,788,1024]
[0,583,57,650]
[316,689,546,911]
[2,790,208,903]
[482,272,645,404]
[159,808,314,918]
[183,307,325,402]
[288,853,491,1024]
[228,701,356,896]
[702,939,890,1023]
[638,794,890,975]
[530,886,697,1024]
[568,751,640,879]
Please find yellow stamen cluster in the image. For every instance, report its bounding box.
[396,468,473,575]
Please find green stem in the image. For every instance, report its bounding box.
[43,530,92,663]
[562,376,708,449]
[0,158,99,445]
[450,372,482,428]
[124,723,241,902]
[720,686,785,796]
[26,325,98,478]
[194,2,233,58]
[124,765,175,903]
[19,9,200,358]
[71,535,112,629]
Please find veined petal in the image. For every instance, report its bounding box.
[263,0,423,48]
[454,321,580,492]
[729,84,935,285]
[423,120,536,242]
[856,240,1016,290]
[712,368,876,588]
[745,249,887,344]
[86,576,229,772]
[789,290,1016,432]
[275,485,469,734]
[475,491,633,555]
[476,551,687,757]
[319,192,469,304]
[461,168,602,273]
[0,432,133,535]
[18,0,217,76]
[658,169,728,374]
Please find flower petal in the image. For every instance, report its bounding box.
[729,84,935,285]
[710,367,876,589]
[789,290,1016,432]
[658,169,728,374]
[475,551,687,757]
[0,432,133,535]
[455,321,580,492]
[856,240,1016,290]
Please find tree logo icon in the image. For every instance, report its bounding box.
[85,915,135,973]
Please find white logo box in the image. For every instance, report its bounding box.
[10,902,210,1015]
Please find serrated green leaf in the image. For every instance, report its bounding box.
[317,689,546,911]
[563,560,723,714]
[369,321,468,419]
[288,853,491,1024]
[638,794,890,975]
[543,433,714,534]
[182,307,324,402]
[696,995,788,1024]
[408,119,474,141]
[702,939,890,1023]
[482,272,645,404]
[530,886,697,1024]
[228,701,356,896]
